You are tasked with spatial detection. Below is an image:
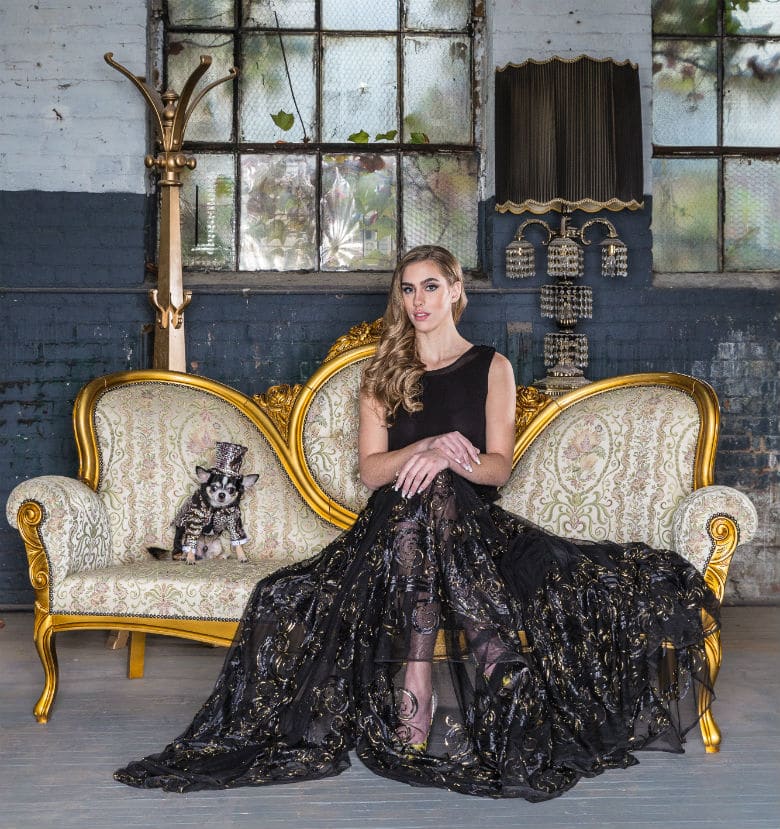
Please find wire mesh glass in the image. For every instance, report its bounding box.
[652,39,717,146]
[405,0,471,31]
[403,36,471,144]
[652,157,718,272]
[239,154,317,270]
[402,152,478,269]
[320,154,397,271]
[322,0,398,31]
[240,34,316,143]
[167,33,234,143]
[729,0,780,35]
[651,0,716,35]
[167,0,234,27]
[322,36,398,143]
[725,157,780,271]
[179,154,236,269]
[724,40,780,148]
[243,0,315,28]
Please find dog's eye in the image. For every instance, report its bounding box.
[226,486,236,495]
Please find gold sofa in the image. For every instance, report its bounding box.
[6,323,757,754]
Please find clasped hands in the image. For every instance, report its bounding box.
[393,431,481,499]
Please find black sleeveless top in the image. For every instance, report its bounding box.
[387,345,495,453]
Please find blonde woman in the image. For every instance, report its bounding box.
[117,246,718,800]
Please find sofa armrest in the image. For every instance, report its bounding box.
[6,476,113,589]
[672,485,758,593]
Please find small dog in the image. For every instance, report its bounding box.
[150,442,258,565]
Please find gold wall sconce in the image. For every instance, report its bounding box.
[496,56,643,394]
[105,52,237,372]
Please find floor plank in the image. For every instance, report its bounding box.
[1,607,778,829]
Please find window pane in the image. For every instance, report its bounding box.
[241,34,316,143]
[167,0,234,27]
[652,39,717,146]
[320,154,397,270]
[322,36,398,142]
[403,153,478,269]
[728,0,780,35]
[243,0,315,28]
[651,0,716,35]
[724,40,780,147]
[167,33,234,142]
[404,36,471,144]
[322,0,397,31]
[725,157,780,270]
[240,154,317,270]
[652,158,718,272]
[180,154,236,269]
[406,0,470,30]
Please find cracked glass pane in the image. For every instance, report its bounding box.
[240,154,317,270]
[320,154,397,271]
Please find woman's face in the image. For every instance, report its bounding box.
[399,259,462,333]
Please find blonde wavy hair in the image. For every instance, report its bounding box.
[361,245,468,421]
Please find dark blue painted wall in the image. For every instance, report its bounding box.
[1,190,777,604]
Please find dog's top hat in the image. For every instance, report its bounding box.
[212,442,248,476]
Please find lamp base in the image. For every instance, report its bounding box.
[533,371,591,397]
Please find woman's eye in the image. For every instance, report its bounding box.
[402,286,412,294]
[426,283,438,291]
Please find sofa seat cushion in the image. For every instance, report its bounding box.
[51,559,288,621]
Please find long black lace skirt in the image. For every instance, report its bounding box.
[114,471,718,799]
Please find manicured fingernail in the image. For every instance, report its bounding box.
[465,465,472,472]
[475,457,481,465]
[417,487,424,493]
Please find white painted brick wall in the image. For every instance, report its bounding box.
[0,1,148,193]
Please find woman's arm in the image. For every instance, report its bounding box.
[359,353,516,496]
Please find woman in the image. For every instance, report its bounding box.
[115,246,717,799]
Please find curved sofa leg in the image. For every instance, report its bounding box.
[33,614,58,723]
[698,619,722,753]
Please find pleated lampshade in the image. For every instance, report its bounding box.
[495,56,644,215]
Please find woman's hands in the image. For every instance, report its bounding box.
[394,431,480,498]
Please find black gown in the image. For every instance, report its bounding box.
[115,346,718,800]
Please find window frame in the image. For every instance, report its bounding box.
[651,0,780,280]
[150,0,486,284]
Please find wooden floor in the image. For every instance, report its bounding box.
[1,607,778,829]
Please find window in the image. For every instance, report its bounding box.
[652,0,780,274]
[159,0,480,276]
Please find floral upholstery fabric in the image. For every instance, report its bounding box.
[5,475,112,584]
[303,359,373,514]
[673,485,758,573]
[501,386,700,552]
[93,383,339,566]
[50,559,288,620]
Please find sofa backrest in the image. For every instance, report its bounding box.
[501,376,716,550]
[80,374,341,565]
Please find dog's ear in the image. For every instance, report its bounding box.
[241,474,259,489]
[195,466,212,483]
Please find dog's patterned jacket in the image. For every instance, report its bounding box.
[175,490,249,553]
